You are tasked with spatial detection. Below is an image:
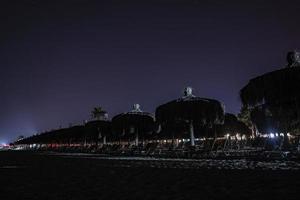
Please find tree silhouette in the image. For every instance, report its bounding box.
[91,107,107,121]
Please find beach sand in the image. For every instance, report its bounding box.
[1,151,300,200]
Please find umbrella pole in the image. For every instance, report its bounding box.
[189,121,195,146]
[84,136,87,148]
[135,129,139,146]
[172,133,175,147]
[103,136,107,145]
[281,132,290,150]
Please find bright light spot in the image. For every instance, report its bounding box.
[0,142,10,149]
[0,141,7,145]
[269,133,275,138]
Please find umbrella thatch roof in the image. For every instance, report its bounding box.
[240,67,300,107]
[112,104,155,139]
[84,120,112,142]
[14,125,85,145]
[156,88,224,126]
[155,87,225,139]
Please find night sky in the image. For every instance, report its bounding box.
[1,0,300,142]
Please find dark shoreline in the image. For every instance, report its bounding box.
[1,151,300,200]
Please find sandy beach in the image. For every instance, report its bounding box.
[1,151,300,200]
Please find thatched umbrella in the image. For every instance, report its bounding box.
[14,126,86,147]
[112,104,155,145]
[155,87,225,146]
[240,51,300,134]
[14,132,45,145]
[29,126,85,146]
[14,135,32,145]
[58,126,85,145]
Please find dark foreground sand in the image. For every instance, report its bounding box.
[1,151,300,200]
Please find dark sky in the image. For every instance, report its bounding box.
[1,0,300,142]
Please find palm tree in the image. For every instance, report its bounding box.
[91,107,107,121]
[238,106,255,136]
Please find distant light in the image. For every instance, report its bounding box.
[0,142,9,148]
[269,133,275,138]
